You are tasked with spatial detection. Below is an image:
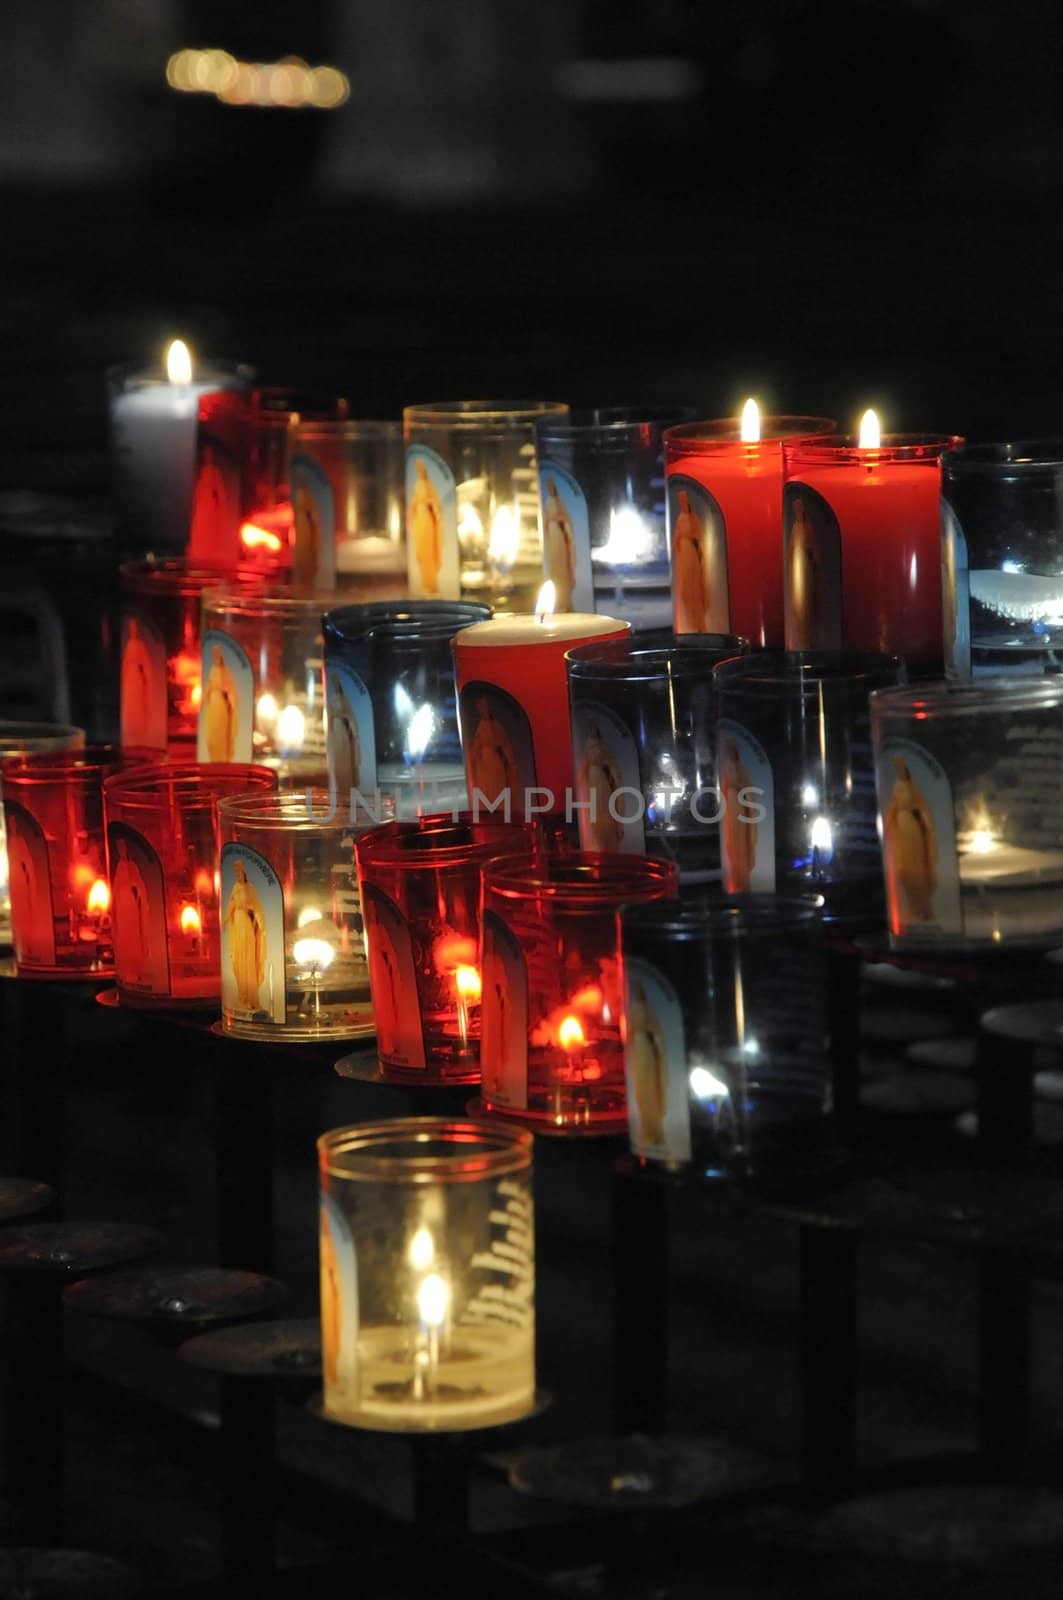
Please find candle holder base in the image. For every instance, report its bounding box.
[308,1385,550,1435]
[466,1096,628,1139]
[178,1317,321,1379]
[0,1548,142,1597]
[63,1267,285,1327]
[216,1010,376,1045]
[0,1222,162,1277]
[335,1049,480,1088]
[0,1177,55,1224]
[507,1432,774,1512]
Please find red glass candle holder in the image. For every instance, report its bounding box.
[0,722,86,947]
[783,433,963,669]
[664,417,835,649]
[103,763,277,1007]
[0,746,161,977]
[354,815,538,1084]
[479,853,678,1131]
[120,558,264,754]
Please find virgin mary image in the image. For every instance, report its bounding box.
[223,859,267,1011]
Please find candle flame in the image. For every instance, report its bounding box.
[277,704,306,752]
[457,501,484,541]
[194,868,214,898]
[739,397,761,443]
[536,579,557,620]
[292,936,335,971]
[858,408,881,449]
[166,339,193,385]
[810,816,833,853]
[455,964,482,1002]
[240,521,284,553]
[180,904,201,935]
[559,1014,585,1051]
[968,830,995,855]
[487,505,519,570]
[87,878,111,914]
[297,905,323,928]
[409,1227,434,1271]
[406,702,435,762]
[417,1272,448,1329]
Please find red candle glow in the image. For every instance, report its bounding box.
[453,585,630,819]
[664,407,835,648]
[782,413,963,669]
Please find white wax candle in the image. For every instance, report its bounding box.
[454,612,625,647]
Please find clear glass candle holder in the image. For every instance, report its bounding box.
[323,600,492,817]
[479,853,679,1132]
[103,763,277,1007]
[565,630,749,884]
[871,677,1063,949]
[620,896,833,1183]
[198,588,338,784]
[713,650,902,921]
[0,745,162,976]
[532,407,696,631]
[403,400,568,611]
[216,790,390,1041]
[783,434,961,670]
[120,558,263,754]
[319,1118,535,1432]
[0,722,86,948]
[941,441,1063,679]
[354,816,538,1083]
[288,418,406,593]
[664,417,835,648]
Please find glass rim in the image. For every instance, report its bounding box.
[318,1117,532,1182]
[870,677,1063,717]
[120,557,264,594]
[323,600,492,643]
[0,743,127,782]
[663,417,836,452]
[203,586,338,620]
[566,633,748,678]
[103,763,277,805]
[217,790,393,829]
[355,816,535,869]
[622,892,823,939]
[534,406,698,442]
[404,400,568,427]
[942,439,1063,475]
[483,851,678,902]
[784,433,963,463]
[714,649,901,686]
[290,417,401,442]
[0,721,85,755]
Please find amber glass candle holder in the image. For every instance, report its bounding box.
[479,853,678,1132]
[103,763,277,1007]
[0,745,159,976]
[354,815,537,1084]
[0,722,86,947]
[319,1118,535,1432]
[120,558,263,754]
[404,400,568,610]
[216,790,389,1041]
[620,896,833,1183]
[199,588,339,784]
[288,418,406,592]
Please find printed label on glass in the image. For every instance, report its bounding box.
[876,736,962,938]
[326,661,377,794]
[941,500,971,679]
[480,910,529,1110]
[538,456,593,612]
[570,698,645,854]
[290,451,336,591]
[320,1189,359,1398]
[460,681,538,817]
[220,842,287,1025]
[360,882,426,1068]
[623,957,692,1164]
[198,628,254,763]
[4,799,56,966]
[716,717,774,893]
[667,473,731,634]
[120,609,168,751]
[188,431,242,559]
[406,443,459,599]
[783,482,843,650]
[107,822,172,997]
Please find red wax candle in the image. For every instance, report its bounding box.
[664,416,834,648]
[453,609,630,818]
[782,433,962,667]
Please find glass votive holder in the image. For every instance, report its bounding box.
[664,416,835,648]
[0,745,160,977]
[216,790,390,1041]
[198,588,337,784]
[870,677,1063,949]
[532,407,696,631]
[565,630,749,883]
[323,601,492,816]
[782,434,962,671]
[620,896,833,1182]
[103,763,277,1007]
[318,1117,535,1432]
[479,853,679,1131]
[941,441,1063,679]
[0,722,86,947]
[403,400,569,610]
[353,816,538,1083]
[108,350,252,558]
[713,651,902,921]
[288,418,406,593]
[120,558,263,754]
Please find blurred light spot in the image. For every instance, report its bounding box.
[166,48,349,110]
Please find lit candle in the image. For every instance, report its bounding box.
[782,411,963,668]
[454,963,482,1043]
[453,586,629,817]
[293,934,336,1019]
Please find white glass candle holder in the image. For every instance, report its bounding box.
[319,1118,535,1431]
[288,418,407,592]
